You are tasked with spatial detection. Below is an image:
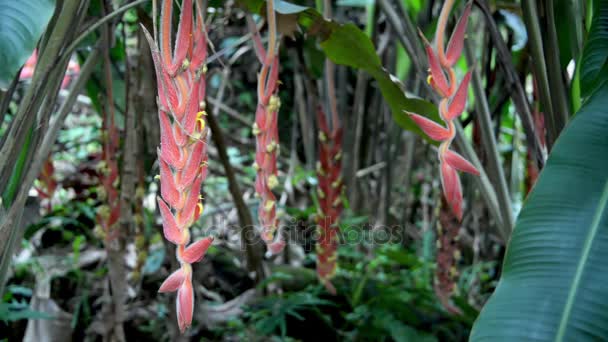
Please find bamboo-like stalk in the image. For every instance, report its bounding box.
[0,46,101,296]
[521,0,559,150]
[544,0,570,128]
[0,0,84,197]
[464,43,515,234]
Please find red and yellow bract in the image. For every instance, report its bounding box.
[315,107,343,294]
[142,0,213,333]
[250,6,285,254]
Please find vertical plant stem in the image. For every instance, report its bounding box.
[209,69,264,280]
[544,0,570,128]
[521,0,558,150]
[465,43,514,235]
[475,0,545,168]
[0,0,83,196]
[0,47,100,296]
[102,8,127,338]
[377,0,426,85]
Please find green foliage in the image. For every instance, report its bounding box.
[318,23,441,139]
[247,290,333,337]
[0,0,56,89]
[580,0,608,98]
[0,286,51,322]
[470,82,608,341]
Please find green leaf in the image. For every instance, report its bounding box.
[0,0,56,89]
[470,81,608,341]
[274,0,308,14]
[580,0,608,98]
[318,22,440,138]
[319,23,381,70]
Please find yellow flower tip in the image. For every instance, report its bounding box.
[264,200,275,212]
[267,174,279,190]
[199,101,206,110]
[266,141,277,153]
[252,123,261,136]
[181,58,190,70]
[252,162,260,171]
[197,202,204,214]
[318,131,327,143]
[316,161,325,175]
[427,74,433,85]
[334,152,342,161]
[268,95,281,112]
[317,188,325,199]
[196,113,206,131]
[331,179,341,189]
[332,197,341,207]
[202,64,208,74]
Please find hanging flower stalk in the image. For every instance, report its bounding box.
[315,106,344,294]
[435,197,463,314]
[142,0,213,332]
[249,2,285,254]
[96,106,121,241]
[407,1,478,220]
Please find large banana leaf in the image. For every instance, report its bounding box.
[469,81,608,341]
[0,0,56,89]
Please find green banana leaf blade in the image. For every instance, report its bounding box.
[0,0,56,89]
[470,82,608,341]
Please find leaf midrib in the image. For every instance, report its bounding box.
[555,178,608,341]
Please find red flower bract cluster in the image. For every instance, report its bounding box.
[315,107,344,294]
[96,106,120,241]
[408,1,478,220]
[250,15,284,254]
[142,0,213,333]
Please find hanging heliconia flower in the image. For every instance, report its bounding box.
[406,1,478,220]
[95,106,121,242]
[142,0,213,333]
[315,107,344,294]
[249,3,285,254]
